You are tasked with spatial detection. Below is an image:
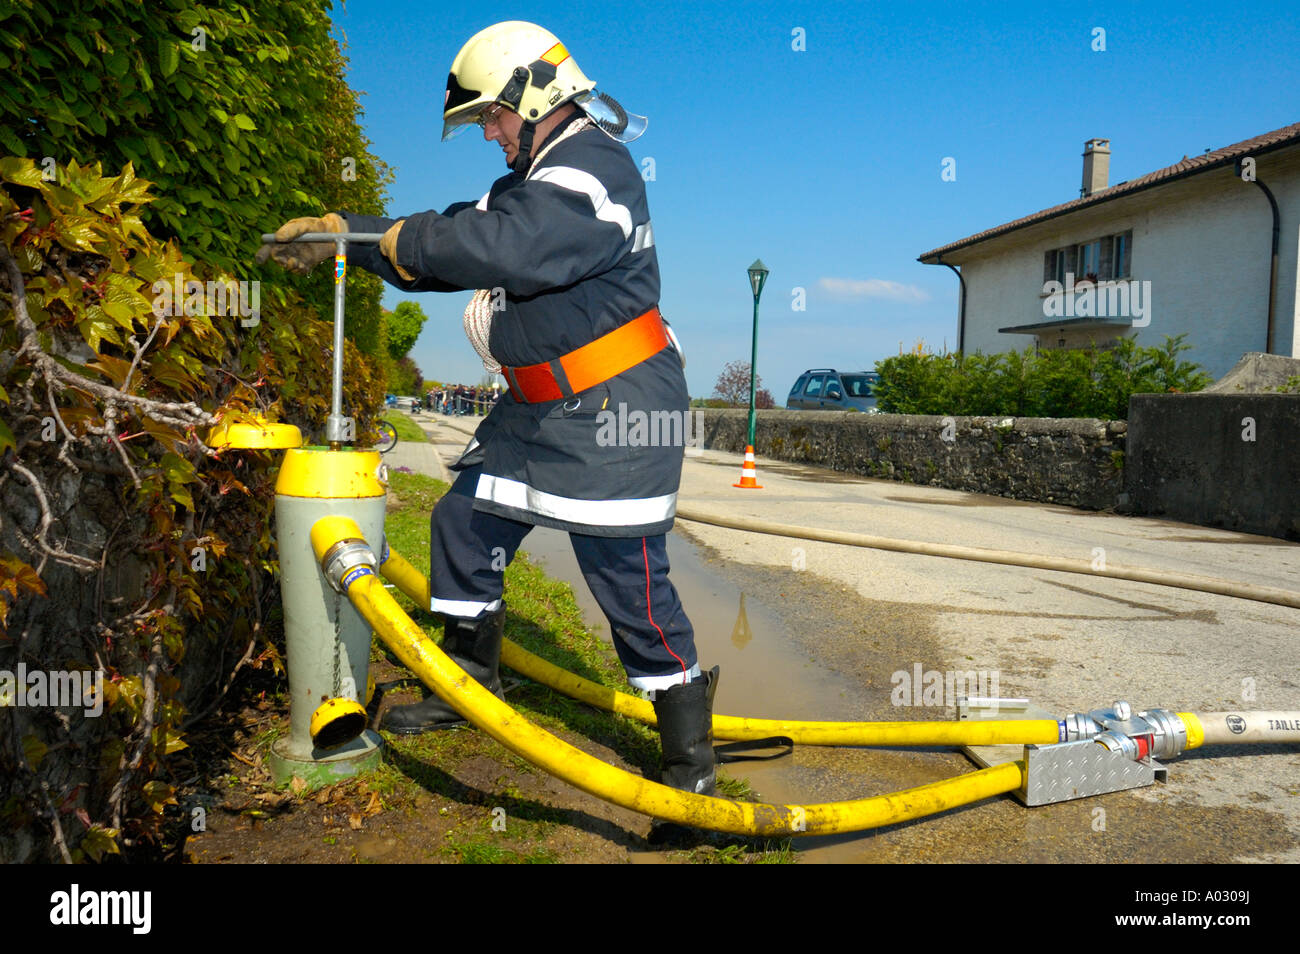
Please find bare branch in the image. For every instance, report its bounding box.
[0,244,217,431]
[3,458,99,570]
[121,315,166,396]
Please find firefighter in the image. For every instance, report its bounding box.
[257,22,718,811]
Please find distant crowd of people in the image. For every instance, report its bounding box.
[426,383,502,416]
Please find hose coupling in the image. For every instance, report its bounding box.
[319,537,377,593]
[1138,707,1189,760]
[1062,711,1102,741]
[1084,704,1189,761]
[1094,730,1142,760]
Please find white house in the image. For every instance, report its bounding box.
[918,121,1300,379]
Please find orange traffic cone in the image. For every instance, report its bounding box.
[733,445,763,489]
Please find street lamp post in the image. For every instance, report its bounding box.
[746,259,768,448]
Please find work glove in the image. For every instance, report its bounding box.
[254,212,347,274]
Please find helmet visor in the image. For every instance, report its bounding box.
[442,103,488,142]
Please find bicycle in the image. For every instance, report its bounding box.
[370,419,398,454]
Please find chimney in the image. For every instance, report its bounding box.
[1081,138,1110,197]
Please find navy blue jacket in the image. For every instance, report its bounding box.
[343,114,686,536]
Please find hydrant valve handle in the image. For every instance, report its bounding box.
[259,232,386,244]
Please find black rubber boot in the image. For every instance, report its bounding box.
[381,606,506,734]
[648,667,719,845]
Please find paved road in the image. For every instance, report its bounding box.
[402,410,1300,862]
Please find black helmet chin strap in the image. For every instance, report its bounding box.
[510,120,538,174]
[498,65,537,174]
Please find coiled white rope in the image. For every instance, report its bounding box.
[462,116,594,374]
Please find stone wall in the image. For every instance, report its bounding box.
[1126,393,1300,539]
[698,410,1127,509]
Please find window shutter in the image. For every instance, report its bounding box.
[1044,250,1056,283]
[1100,236,1114,280]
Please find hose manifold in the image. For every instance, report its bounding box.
[319,537,377,593]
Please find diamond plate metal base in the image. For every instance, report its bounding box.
[1022,740,1166,806]
[956,696,1167,806]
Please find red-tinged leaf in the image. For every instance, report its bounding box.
[86,353,132,386]
[141,780,177,814]
[0,556,48,598]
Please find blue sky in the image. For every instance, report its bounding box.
[328,0,1300,398]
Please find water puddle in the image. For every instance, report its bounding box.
[515,524,1297,863]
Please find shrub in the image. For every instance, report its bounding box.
[874,336,1210,418]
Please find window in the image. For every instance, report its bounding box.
[841,374,878,397]
[1076,240,1101,281]
[802,374,824,397]
[1043,229,1133,284]
[1111,231,1131,278]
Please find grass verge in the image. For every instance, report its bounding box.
[377,470,796,862]
[381,409,431,444]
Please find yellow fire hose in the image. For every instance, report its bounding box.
[315,517,1024,835]
[377,545,1065,747]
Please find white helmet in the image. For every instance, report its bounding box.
[442,21,646,151]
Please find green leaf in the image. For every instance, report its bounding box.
[0,157,42,187]
[65,34,91,66]
[44,97,79,126]
[160,451,196,484]
[105,48,128,77]
[80,826,121,862]
[0,417,15,455]
[141,780,177,814]
[158,38,179,77]
[144,135,165,167]
[0,126,25,156]
[232,113,255,131]
[21,734,47,769]
[170,484,195,510]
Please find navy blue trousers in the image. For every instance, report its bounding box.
[428,466,699,692]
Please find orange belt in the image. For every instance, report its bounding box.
[501,307,668,403]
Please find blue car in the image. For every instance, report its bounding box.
[786,369,880,412]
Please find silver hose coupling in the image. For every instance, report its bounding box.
[1083,702,1190,761]
[319,537,377,593]
[1138,708,1189,760]
[1062,711,1102,741]
[1094,730,1140,760]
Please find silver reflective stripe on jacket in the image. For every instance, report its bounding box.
[475,473,676,526]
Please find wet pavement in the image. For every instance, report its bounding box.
[408,411,1300,862]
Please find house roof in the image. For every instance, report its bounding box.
[918,120,1300,264]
